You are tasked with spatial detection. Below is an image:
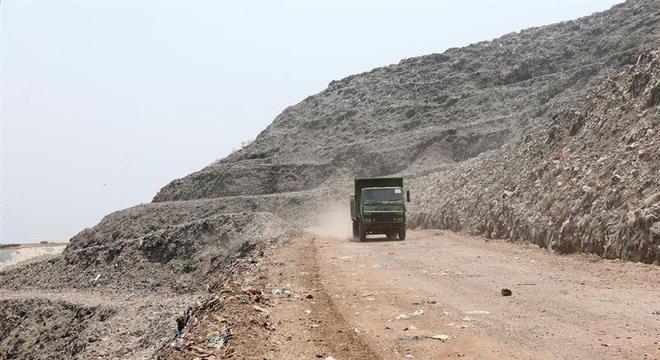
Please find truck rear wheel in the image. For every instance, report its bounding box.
[398,227,406,241]
[359,222,367,242]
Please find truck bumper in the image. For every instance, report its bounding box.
[362,222,404,234]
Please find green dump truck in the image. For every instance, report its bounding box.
[350,177,410,241]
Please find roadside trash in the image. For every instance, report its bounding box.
[431,334,452,342]
[411,309,424,316]
[372,263,390,269]
[396,314,410,320]
[501,288,512,296]
[171,338,184,351]
[462,317,474,322]
[305,309,312,314]
[465,310,491,315]
[305,293,314,299]
[325,357,336,360]
[207,334,230,347]
[272,288,293,297]
[403,325,418,331]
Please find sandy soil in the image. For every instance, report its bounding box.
[225,229,660,359]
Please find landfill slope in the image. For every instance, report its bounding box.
[154,0,659,202]
[0,212,296,359]
[409,47,660,264]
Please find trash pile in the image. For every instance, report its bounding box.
[155,248,282,359]
[410,47,660,264]
[152,0,659,203]
[0,211,297,292]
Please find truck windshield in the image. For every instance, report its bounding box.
[362,188,403,203]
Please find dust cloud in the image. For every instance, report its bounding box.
[307,201,352,240]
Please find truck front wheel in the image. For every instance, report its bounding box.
[398,227,406,241]
[359,222,367,242]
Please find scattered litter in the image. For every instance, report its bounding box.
[431,334,452,342]
[411,309,424,316]
[170,338,184,351]
[92,274,101,283]
[396,314,410,320]
[325,357,336,360]
[501,288,513,296]
[305,309,312,314]
[305,293,314,299]
[372,263,390,269]
[403,325,418,331]
[272,288,294,297]
[207,334,230,347]
[465,310,491,315]
[462,317,474,322]
[517,283,536,286]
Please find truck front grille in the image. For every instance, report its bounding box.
[368,213,401,222]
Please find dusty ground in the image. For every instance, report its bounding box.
[205,229,660,359]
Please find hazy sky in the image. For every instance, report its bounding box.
[0,0,622,243]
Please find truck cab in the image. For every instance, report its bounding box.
[350,177,410,241]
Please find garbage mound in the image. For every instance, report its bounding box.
[153,0,659,202]
[0,299,115,360]
[410,47,660,264]
[0,211,297,292]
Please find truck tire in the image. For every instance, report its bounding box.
[352,221,359,241]
[398,227,406,241]
[359,222,367,242]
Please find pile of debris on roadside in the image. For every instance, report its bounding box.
[410,47,660,264]
[0,210,298,359]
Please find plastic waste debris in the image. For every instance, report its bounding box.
[207,334,230,347]
[431,334,452,342]
[272,288,294,297]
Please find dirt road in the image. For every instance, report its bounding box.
[256,229,660,359]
